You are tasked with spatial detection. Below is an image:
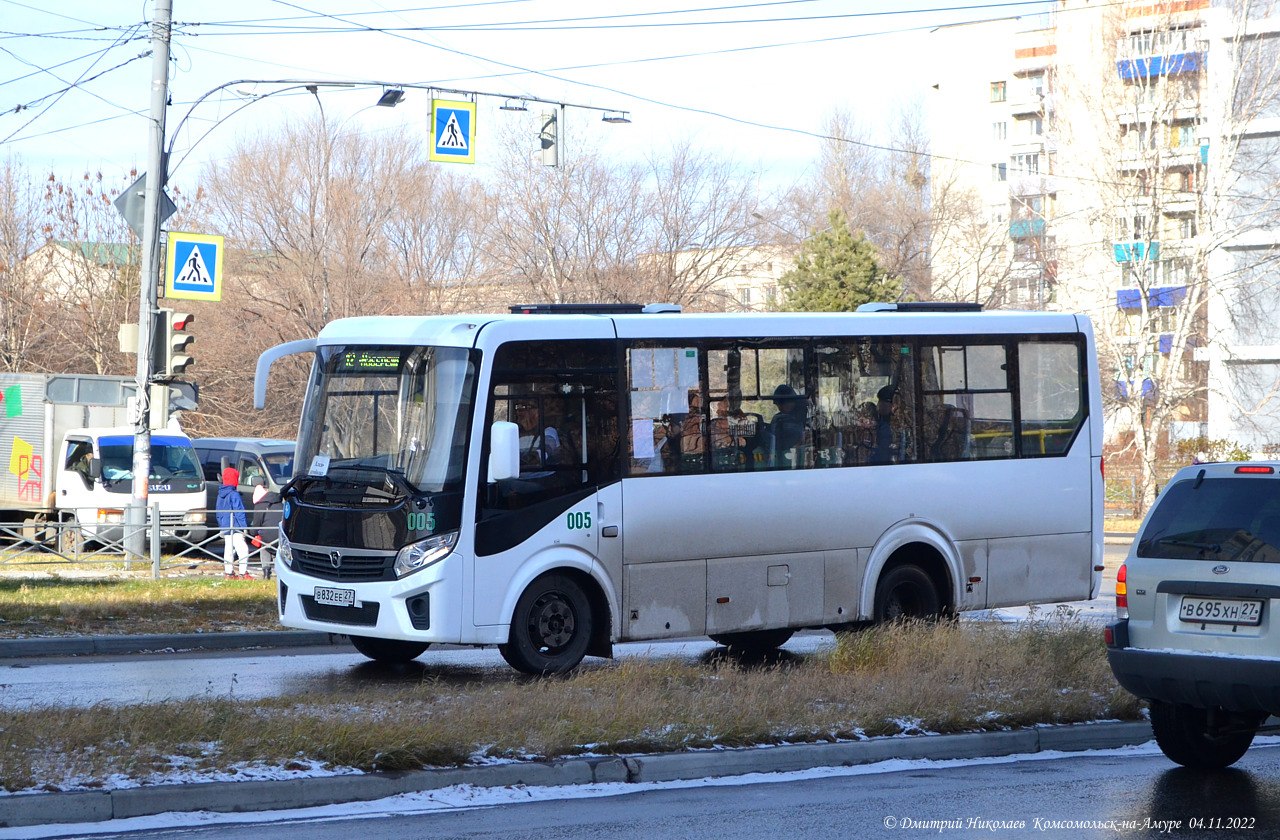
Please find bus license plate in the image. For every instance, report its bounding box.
[1179,596,1263,626]
[314,586,355,608]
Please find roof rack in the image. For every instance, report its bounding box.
[508,303,682,315]
[857,301,983,313]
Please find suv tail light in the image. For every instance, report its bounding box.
[1115,563,1128,618]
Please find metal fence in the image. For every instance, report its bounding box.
[0,505,277,578]
[1104,465,1184,519]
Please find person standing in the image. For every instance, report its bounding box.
[217,467,251,579]
[249,483,283,580]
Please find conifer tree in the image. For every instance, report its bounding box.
[779,208,902,312]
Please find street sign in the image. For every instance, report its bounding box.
[165,231,224,301]
[430,99,476,164]
[113,172,176,240]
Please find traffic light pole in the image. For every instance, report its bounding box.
[126,0,172,560]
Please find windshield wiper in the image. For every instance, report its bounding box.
[325,461,422,500]
[1154,536,1222,553]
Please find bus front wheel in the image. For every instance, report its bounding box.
[873,564,941,622]
[500,573,593,675]
[348,635,430,664]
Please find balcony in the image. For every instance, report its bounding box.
[1009,93,1046,117]
[1114,241,1161,262]
[1009,218,1046,238]
[1117,51,1205,79]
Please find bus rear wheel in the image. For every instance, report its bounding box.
[708,629,795,654]
[500,573,593,675]
[348,635,430,664]
[873,564,942,623]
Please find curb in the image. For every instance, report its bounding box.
[0,721,1154,829]
[0,631,341,659]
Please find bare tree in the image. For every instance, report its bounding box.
[23,170,139,375]
[482,128,646,306]
[924,158,1019,307]
[483,127,760,309]
[0,156,51,371]
[195,115,473,432]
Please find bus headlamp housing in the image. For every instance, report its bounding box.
[277,530,293,570]
[394,531,458,578]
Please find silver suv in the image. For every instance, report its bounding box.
[1106,461,1280,768]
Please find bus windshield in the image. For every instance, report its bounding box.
[296,345,477,495]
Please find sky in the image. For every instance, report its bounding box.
[0,0,1057,194]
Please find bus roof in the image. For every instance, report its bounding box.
[312,310,1093,349]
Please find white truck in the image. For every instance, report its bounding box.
[0,373,207,552]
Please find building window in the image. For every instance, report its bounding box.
[1010,153,1040,176]
[739,287,752,306]
[992,163,1007,181]
[1117,213,1151,241]
[1026,72,1046,97]
[992,121,1008,141]
[1171,216,1198,239]
[1012,194,1044,221]
[1169,124,1195,148]
[991,81,1007,102]
[1019,116,1043,137]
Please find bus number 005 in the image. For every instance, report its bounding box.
[407,512,436,532]
[566,511,592,530]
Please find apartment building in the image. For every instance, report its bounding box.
[930,0,1280,451]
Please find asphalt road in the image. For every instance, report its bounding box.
[53,742,1280,840]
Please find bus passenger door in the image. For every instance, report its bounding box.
[471,338,622,631]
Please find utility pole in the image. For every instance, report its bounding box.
[126,0,172,559]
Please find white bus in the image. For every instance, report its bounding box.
[255,303,1104,674]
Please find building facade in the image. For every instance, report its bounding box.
[930,0,1280,457]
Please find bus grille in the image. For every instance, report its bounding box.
[300,595,380,626]
[292,547,394,582]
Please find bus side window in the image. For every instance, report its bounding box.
[627,346,706,476]
[482,338,620,511]
[1018,340,1083,456]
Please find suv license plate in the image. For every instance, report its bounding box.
[314,586,356,608]
[1179,596,1263,626]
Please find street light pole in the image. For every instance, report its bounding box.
[126,0,172,559]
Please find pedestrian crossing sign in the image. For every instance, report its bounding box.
[430,99,476,164]
[165,231,224,301]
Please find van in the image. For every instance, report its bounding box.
[192,438,295,508]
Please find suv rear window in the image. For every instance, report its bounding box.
[1137,476,1280,563]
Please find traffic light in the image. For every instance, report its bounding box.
[154,308,194,379]
[540,109,558,167]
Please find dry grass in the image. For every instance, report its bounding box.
[0,609,1143,792]
[0,577,278,637]
[1105,517,1143,533]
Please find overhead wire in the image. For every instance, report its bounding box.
[186,0,1057,33]
[1,21,148,145]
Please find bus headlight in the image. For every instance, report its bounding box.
[277,530,294,570]
[394,531,458,578]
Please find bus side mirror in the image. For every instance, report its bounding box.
[489,421,520,483]
[88,458,102,479]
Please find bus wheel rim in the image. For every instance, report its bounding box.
[530,592,575,650]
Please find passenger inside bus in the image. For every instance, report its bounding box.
[765,384,809,468]
[871,385,899,464]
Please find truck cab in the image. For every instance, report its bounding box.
[55,426,208,549]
